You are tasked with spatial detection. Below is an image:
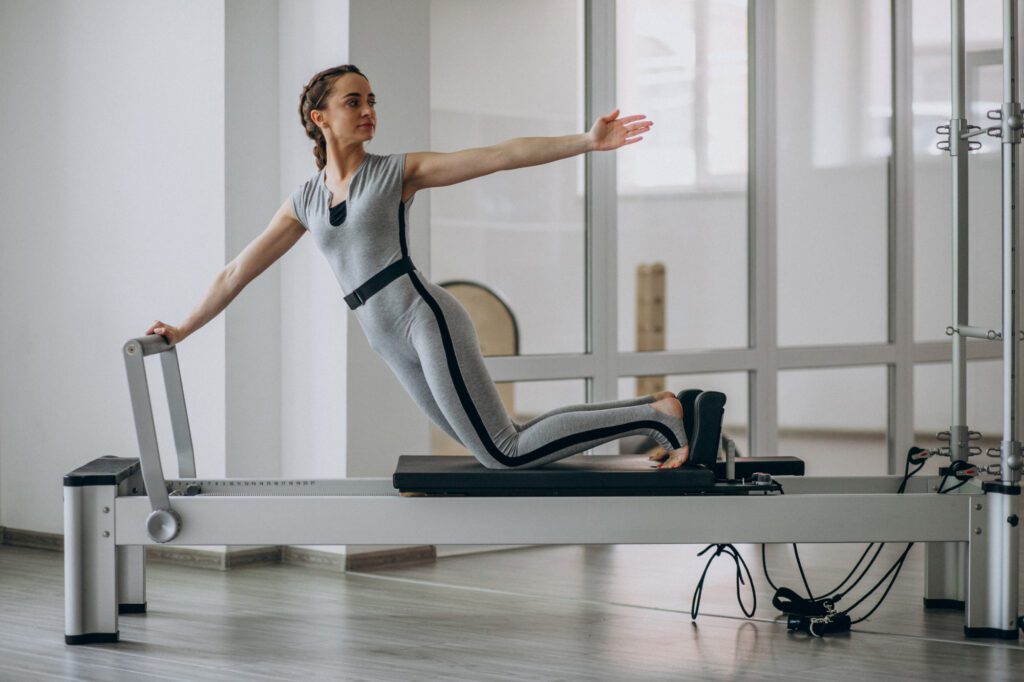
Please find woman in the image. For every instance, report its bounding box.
[145,64,690,470]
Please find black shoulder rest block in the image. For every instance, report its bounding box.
[714,456,805,479]
[64,456,140,487]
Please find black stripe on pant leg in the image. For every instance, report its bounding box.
[406,272,680,466]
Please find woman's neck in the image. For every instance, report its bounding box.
[323,143,366,183]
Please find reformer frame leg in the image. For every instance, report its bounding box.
[922,477,968,610]
[64,456,145,645]
[923,541,967,610]
[964,490,1021,639]
[63,483,119,644]
[117,545,146,614]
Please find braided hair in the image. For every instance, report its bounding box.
[298,65,369,171]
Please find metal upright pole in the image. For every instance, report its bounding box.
[922,0,969,612]
[1000,0,1023,485]
[964,0,1022,640]
[949,0,970,464]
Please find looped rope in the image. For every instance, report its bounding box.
[690,543,756,621]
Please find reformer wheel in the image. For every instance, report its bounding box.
[146,508,181,543]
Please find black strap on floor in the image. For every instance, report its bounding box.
[344,257,416,309]
[771,586,833,618]
[764,447,934,637]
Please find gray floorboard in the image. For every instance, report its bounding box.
[2,540,1024,681]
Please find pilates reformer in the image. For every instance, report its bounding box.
[63,330,1017,644]
[63,0,1021,646]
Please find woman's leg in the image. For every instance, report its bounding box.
[405,277,688,469]
[516,394,662,430]
[383,351,463,445]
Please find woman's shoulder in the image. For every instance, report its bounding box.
[365,151,405,168]
[362,152,406,183]
[292,165,325,204]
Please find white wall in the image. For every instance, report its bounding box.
[226,0,281,479]
[1,0,228,532]
[0,0,435,535]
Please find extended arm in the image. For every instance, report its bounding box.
[147,198,306,344]
[404,109,652,194]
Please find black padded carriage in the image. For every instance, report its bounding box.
[393,454,804,496]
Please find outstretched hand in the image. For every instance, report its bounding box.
[588,109,653,152]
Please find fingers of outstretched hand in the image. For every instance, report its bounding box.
[618,114,649,124]
[624,123,652,143]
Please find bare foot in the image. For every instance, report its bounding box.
[651,390,675,402]
[647,397,687,467]
[659,444,691,469]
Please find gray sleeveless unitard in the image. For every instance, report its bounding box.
[290,152,687,469]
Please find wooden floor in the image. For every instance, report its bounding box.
[1,540,1022,681]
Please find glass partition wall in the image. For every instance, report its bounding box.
[427,0,1011,473]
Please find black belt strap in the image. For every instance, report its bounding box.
[344,257,416,310]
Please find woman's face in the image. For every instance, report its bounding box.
[314,73,376,142]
